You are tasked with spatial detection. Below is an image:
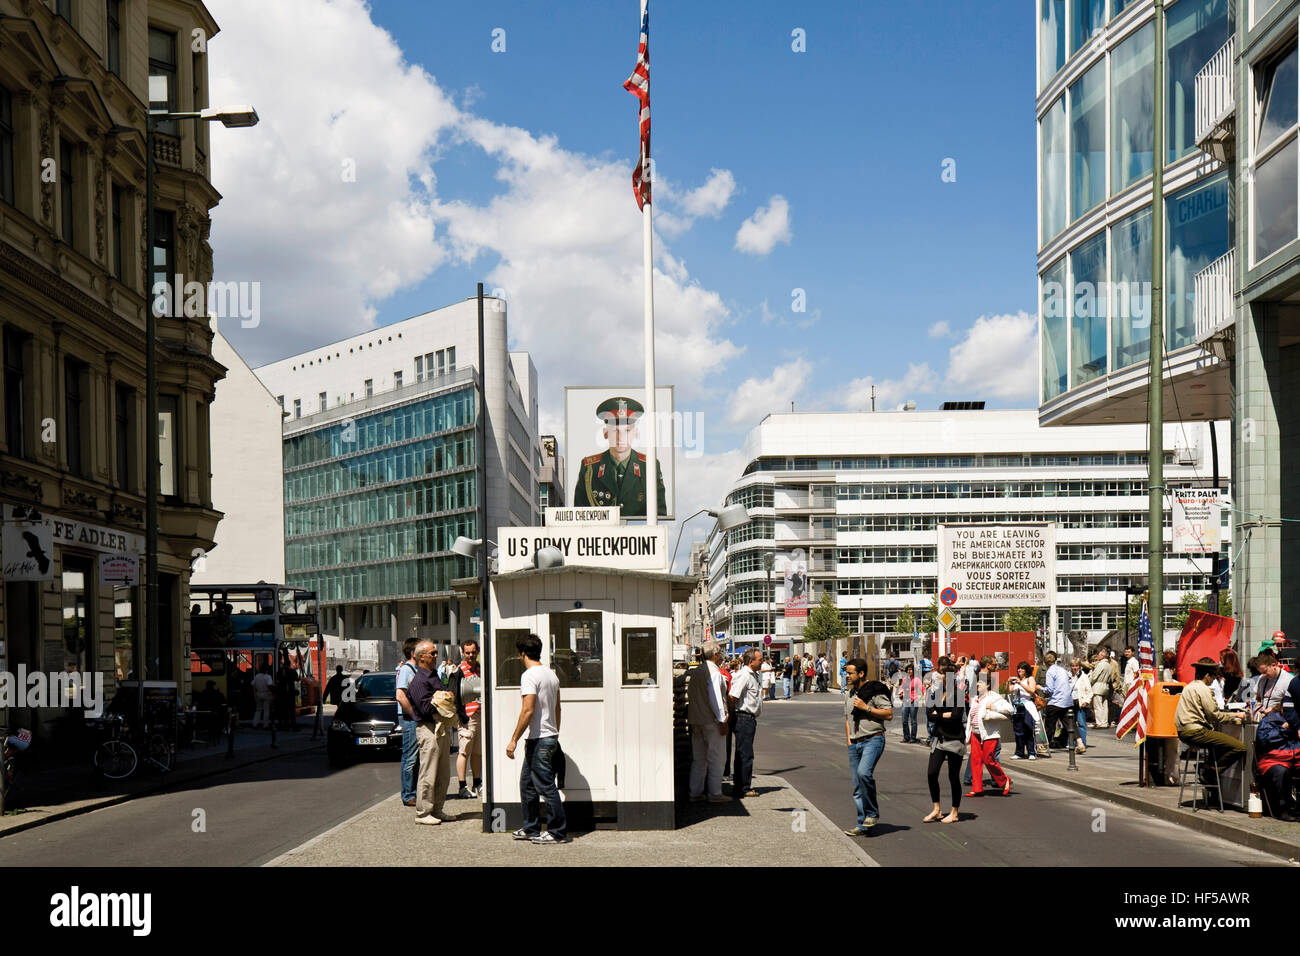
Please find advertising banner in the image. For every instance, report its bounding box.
[564,386,674,520]
[782,549,808,621]
[498,525,668,573]
[2,516,53,581]
[1172,489,1222,555]
[938,524,1056,609]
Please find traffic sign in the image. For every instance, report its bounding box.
[940,587,958,607]
[763,635,772,646]
[938,607,959,631]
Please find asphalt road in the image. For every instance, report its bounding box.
[0,747,407,867]
[755,695,1283,867]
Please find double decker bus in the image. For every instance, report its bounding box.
[188,584,324,721]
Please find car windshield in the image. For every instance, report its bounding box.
[355,674,396,700]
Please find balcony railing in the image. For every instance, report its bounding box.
[153,132,182,168]
[1193,248,1234,346]
[1195,37,1235,163]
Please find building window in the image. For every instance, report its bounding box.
[1254,0,1282,26]
[318,391,326,411]
[1253,45,1298,263]
[1041,259,1068,401]
[1167,173,1228,350]
[3,326,27,457]
[64,357,86,476]
[1166,0,1228,164]
[445,346,455,371]
[1113,0,1141,16]
[1038,0,1066,90]
[148,27,179,135]
[1111,21,1154,195]
[1070,232,1107,387]
[394,370,403,389]
[364,379,373,398]
[1070,63,1105,221]
[1110,206,1152,370]
[158,394,178,497]
[294,398,301,419]
[1040,96,1067,243]
[62,559,93,675]
[414,354,424,381]
[111,183,125,281]
[1071,0,1105,57]
[106,0,122,75]
[0,85,13,207]
[60,139,77,248]
[115,383,134,490]
[152,209,174,297]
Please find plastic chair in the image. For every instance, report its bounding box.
[1178,744,1223,812]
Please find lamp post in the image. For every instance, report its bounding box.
[762,550,775,657]
[142,86,258,723]
[671,504,750,570]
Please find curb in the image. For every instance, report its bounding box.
[766,773,880,867]
[1004,756,1300,863]
[0,738,326,840]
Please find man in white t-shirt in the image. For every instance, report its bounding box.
[506,633,567,844]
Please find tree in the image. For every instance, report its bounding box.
[919,596,939,634]
[803,592,849,646]
[1171,592,1204,630]
[1002,607,1041,633]
[895,605,916,635]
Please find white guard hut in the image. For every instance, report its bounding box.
[484,564,695,830]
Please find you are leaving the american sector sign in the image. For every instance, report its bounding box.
[938,524,1055,608]
[498,525,667,573]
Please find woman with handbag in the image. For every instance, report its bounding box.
[1008,661,1038,760]
[924,660,968,824]
[965,681,1013,797]
[1070,658,1091,754]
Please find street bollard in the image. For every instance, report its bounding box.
[226,707,236,759]
[1067,709,1079,771]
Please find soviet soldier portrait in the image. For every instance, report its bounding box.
[572,396,667,518]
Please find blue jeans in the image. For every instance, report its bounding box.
[733,713,757,796]
[783,677,792,699]
[1074,704,1088,746]
[399,714,419,803]
[520,736,566,839]
[848,734,886,824]
[901,704,919,741]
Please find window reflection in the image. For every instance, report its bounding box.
[1111,22,1154,194]
[1166,0,1228,163]
[1070,233,1107,386]
[1110,207,1152,371]
[1254,137,1297,262]
[1041,97,1067,242]
[1039,0,1066,90]
[1167,174,1229,350]
[1071,65,1106,220]
[1042,260,1068,401]
[549,612,602,688]
[1071,0,1106,56]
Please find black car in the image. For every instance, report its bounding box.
[327,672,404,765]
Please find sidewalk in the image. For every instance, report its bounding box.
[267,773,878,867]
[882,715,1300,862]
[0,720,326,838]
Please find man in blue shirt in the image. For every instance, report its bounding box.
[395,637,421,806]
[1043,651,1075,749]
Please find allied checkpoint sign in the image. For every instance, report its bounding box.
[498,525,668,573]
[938,524,1056,608]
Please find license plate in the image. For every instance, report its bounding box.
[356,737,386,746]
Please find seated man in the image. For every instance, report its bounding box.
[1175,657,1247,789]
[1255,708,1300,822]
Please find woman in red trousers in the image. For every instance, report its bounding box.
[966,681,1014,796]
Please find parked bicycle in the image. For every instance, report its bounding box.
[89,714,175,780]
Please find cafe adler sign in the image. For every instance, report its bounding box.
[2,505,144,582]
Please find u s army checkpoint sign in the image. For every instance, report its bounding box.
[938,523,1055,609]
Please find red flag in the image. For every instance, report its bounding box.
[1174,609,1234,683]
[623,1,651,209]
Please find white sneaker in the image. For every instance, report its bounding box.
[415,814,441,825]
[1027,754,1037,760]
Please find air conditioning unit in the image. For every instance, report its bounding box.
[1176,443,1199,465]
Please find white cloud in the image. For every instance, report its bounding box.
[208,0,742,406]
[734,195,792,256]
[842,362,936,410]
[669,447,748,572]
[943,312,1037,401]
[928,320,952,339]
[680,168,736,219]
[726,359,811,428]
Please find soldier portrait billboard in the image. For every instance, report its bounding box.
[564,386,674,520]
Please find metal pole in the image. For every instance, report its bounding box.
[1209,421,1221,613]
[143,113,157,726]
[1149,0,1167,658]
[641,194,658,526]
[476,283,492,831]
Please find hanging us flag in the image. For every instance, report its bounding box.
[623,0,651,209]
[1116,599,1155,744]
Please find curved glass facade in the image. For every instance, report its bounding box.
[1038,0,1231,403]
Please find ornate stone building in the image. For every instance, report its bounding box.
[0,0,227,746]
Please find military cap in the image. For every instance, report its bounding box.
[596,396,644,425]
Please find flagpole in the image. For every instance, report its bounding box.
[642,184,658,529]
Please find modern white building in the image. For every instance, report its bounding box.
[254,298,539,660]
[194,321,286,585]
[707,407,1229,650]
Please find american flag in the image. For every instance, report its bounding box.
[623,0,651,209]
[1116,599,1155,744]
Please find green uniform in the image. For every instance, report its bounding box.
[572,449,667,518]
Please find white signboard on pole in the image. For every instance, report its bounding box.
[939,524,1056,609]
[545,506,620,526]
[498,525,668,573]
[1172,489,1222,555]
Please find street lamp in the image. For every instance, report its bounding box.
[762,550,775,657]
[671,504,749,569]
[143,79,258,722]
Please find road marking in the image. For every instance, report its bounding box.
[263,792,399,867]
[767,774,879,868]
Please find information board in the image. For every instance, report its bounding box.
[1172,489,1222,555]
[498,525,668,573]
[938,524,1056,609]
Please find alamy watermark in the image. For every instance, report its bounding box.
[1041,279,1152,326]
[152,275,261,328]
[0,666,104,717]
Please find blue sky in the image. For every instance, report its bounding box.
[207,0,1043,551]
